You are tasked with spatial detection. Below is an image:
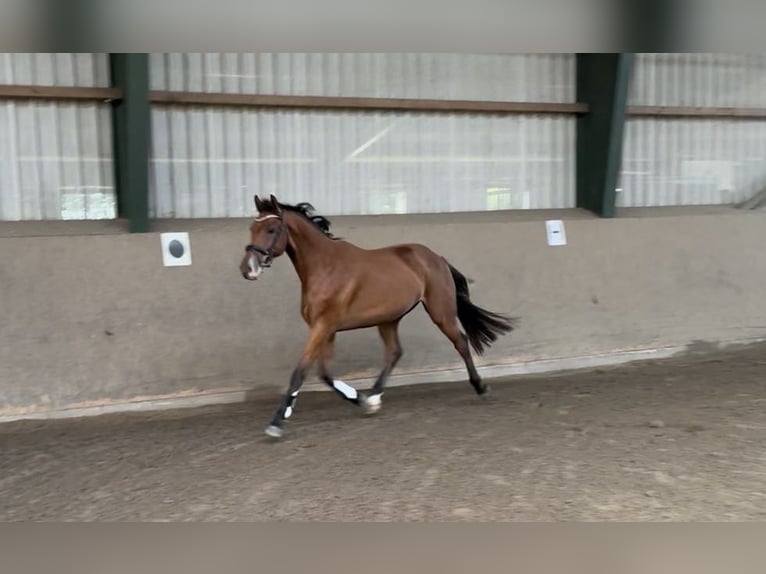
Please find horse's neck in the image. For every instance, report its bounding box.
[284,215,335,283]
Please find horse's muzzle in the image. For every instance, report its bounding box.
[241,254,263,281]
[242,266,262,281]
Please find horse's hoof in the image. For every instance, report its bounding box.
[361,393,382,415]
[264,424,284,439]
[477,384,492,396]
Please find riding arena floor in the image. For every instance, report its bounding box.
[2,342,766,521]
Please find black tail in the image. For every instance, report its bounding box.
[448,262,516,356]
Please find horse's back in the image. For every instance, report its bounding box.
[367,242,446,275]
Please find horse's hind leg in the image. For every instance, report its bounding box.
[423,290,488,396]
[436,316,487,395]
[318,333,368,409]
[363,320,404,414]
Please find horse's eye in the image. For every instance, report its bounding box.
[267,228,275,234]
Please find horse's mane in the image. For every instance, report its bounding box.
[264,200,339,240]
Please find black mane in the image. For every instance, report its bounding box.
[265,201,338,240]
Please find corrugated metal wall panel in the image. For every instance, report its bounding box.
[620,54,766,207]
[150,53,575,103]
[0,53,110,87]
[0,53,115,221]
[149,108,575,218]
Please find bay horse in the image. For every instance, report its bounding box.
[240,194,515,439]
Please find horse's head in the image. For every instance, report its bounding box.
[240,194,289,280]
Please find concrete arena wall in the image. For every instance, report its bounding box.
[2,208,765,419]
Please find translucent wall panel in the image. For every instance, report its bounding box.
[150,53,575,103]
[149,53,576,217]
[0,53,110,87]
[619,118,766,207]
[619,54,766,207]
[630,53,766,107]
[0,53,115,221]
[0,102,115,221]
[150,108,575,217]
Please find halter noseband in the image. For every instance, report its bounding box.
[245,215,284,268]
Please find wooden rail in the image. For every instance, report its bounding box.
[149,91,589,115]
[4,85,766,123]
[628,105,766,120]
[0,85,121,102]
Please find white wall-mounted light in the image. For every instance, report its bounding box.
[160,232,192,266]
[545,220,567,247]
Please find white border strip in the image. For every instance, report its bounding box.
[1,338,762,424]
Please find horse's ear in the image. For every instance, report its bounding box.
[269,194,282,215]
[254,194,265,212]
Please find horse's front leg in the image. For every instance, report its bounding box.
[265,321,333,439]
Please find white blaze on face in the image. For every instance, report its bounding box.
[245,213,280,280]
[246,253,262,280]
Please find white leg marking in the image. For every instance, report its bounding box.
[332,379,358,401]
[365,393,383,414]
[284,391,299,419]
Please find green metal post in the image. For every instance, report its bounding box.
[576,53,634,218]
[110,53,151,233]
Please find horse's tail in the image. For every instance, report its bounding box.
[447,262,516,356]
